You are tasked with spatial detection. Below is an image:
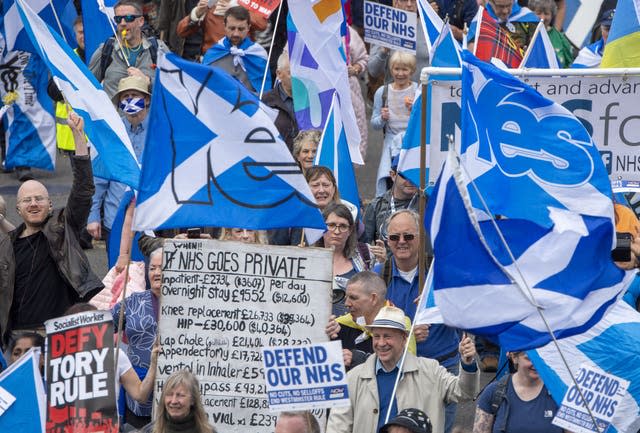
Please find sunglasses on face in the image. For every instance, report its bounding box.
[388,233,416,242]
[113,14,141,24]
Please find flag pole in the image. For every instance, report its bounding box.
[114,198,137,382]
[417,77,428,294]
[47,0,68,43]
[98,0,132,67]
[259,4,283,99]
[454,148,604,433]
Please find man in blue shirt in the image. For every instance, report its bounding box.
[375,209,461,433]
[86,75,150,258]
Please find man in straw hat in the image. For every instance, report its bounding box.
[326,306,479,433]
[86,75,151,258]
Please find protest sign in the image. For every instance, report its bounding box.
[552,363,629,433]
[157,239,333,432]
[45,310,117,433]
[426,76,640,188]
[238,0,281,18]
[364,0,417,53]
[262,341,348,411]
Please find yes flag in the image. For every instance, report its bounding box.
[133,53,325,232]
[315,92,360,213]
[530,301,640,433]
[2,51,56,171]
[521,20,560,69]
[425,51,633,351]
[15,0,141,188]
[601,0,640,68]
[287,0,363,164]
[2,0,76,53]
[0,348,46,433]
[80,0,116,64]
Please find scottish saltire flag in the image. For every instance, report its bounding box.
[521,20,560,69]
[425,51,634,351]
[601,0,640,68]
[2,51,56,170]
[314,92,360,212]
[466,6,483,48]
[16,0,141,188]
[0,348,46,433]
[132,52,325,232]
[287,0,363,164]
[416,0,444,53]
[415,269,444,325]
[80,0,116,64]
[2,0,76,53]
[571,39,604,69]
[485,1,538,24]
[530,301,640,433]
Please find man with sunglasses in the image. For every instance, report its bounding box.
[374,209,462,433]
[1,113,104,349]
[363,156,419,245]
[89,0,168,99]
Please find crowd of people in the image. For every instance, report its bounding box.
[0,0,638,432]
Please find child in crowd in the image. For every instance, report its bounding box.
[371,51,417,197]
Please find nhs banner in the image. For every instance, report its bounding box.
[425,76,640,189]
[133,53,325,232]
[363,1,417,53]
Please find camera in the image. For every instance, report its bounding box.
[612,232,633,262]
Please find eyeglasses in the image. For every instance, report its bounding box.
[113,14,141,23]
[326,222,350,233]
[18,195,49,205]
[388,233,417,242]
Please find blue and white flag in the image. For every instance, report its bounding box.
[2,0,76,53]
[315,92,360,212]
[287,0,363,164]
[425,51,634,351]
[133,52,325,232]
[80,0,116,64]
[0,348,46,433]
[2,50,56,170]
[521,20,560,69]
[530,301,640,433]
[397,23,461,189]
[416,0,444,53]
[16,0,141,189]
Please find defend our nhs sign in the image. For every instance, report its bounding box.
[262,341,349,411]
[364,1,417,53]
[427,76,640,189]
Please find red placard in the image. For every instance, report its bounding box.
[238,0,282,19]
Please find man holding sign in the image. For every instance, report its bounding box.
[326,306,479,433]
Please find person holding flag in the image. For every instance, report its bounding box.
[571,9,614,68]
[201,5,270,94]
[1,112,103,347]
[89,0,168,99]
[485,0,539,51]
[529,0,575,67]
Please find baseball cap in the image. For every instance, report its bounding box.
[379,408,432,433]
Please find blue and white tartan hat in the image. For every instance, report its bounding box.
[365,306,409,333]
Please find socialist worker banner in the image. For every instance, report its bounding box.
[45,310,118,433]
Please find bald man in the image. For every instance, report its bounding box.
[1,113,104,347]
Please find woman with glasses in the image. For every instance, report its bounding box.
[315,203,377,316]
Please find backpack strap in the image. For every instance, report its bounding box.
[99,37,116,81]
[490,374,510,415]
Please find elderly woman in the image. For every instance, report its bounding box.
[219,228,268,244]
[292,130,322,171]
[142,369,215,433]
[112,247,163,428]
